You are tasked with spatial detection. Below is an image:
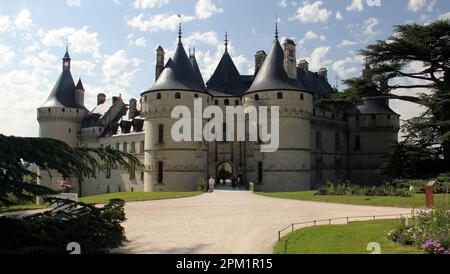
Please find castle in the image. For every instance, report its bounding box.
[37,24,400,196]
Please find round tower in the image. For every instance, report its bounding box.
[347,98,400,185]
[141,23,210,192]
[242,26,313,192]
[36,48,87,201]
[37,49,86,146]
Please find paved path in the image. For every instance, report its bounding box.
[118,190,412,254]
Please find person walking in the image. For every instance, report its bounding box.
[208,177,216,193]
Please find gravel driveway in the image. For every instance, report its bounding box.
[118,190,412,254]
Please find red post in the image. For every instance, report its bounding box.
[425,181,436,208]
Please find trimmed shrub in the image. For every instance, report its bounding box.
[197,177,207,192]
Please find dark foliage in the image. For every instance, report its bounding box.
[0,199,126,254]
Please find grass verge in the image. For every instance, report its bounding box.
[0,191,202,212]
[275,219,423,254]
[258,191,450,208]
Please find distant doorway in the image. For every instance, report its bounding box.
[217,162,233,185]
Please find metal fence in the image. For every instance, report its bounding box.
[276,213,414,254]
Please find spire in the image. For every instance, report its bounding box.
[225,31,229,53]
[275,14,279,41]
[177,14,182,44]
[62,41,71,71]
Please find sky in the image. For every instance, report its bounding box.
[0,0,449,137]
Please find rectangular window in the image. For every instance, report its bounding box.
[158,124,164,144]
[140,170,144,181]
[116,143,120,150]
[257,162,263,184]
[355,135,361,151]
[335,133,341,152]
[316,131,322,150]
[129,161,136,180]
[130,141,136,153]
[106,163,111,179]
[123,142,128,153]
[157,161,164,184]
[140,141,145,153]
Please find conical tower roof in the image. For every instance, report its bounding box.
[189,52,206,90]
[143,27,207,94]
[75,78,85,91]
[206,52,247,96]
[246,39,305,94]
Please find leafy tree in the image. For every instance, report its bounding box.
[0,134,141,206]
[361,20,450,166]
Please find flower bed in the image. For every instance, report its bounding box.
[387,206,450,254]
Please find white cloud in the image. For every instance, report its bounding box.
[332,55,364,79]
[14,9,32,30]
[346,0,364,12]
[407,0,427,12]
[132,0,169,9]
[129,36,147,47]
[278,0,288,8]
[338,39,358,48]
[184,31,219,47]
[67,0,81,7]
[72,60,96,77]
[41,27,101,58]
[301,46,332,71]
[0,16,12,32]
[336,11,344,20]
[438,12,450,20]
[195,0,224,19]
[290,1,332,23]
[362,17,379,36]
[0,43,15,68]
[102,50,140,88]
[127,13,195,32]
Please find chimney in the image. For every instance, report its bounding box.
[254,50,266,76]
[319,68,328,80]
[283,39,297,79]
[155,46,165,81]
[97,93,106,105]
[298,59,309,72]
[129,98,137,119]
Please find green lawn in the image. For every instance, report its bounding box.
[258,191,450,208]
[79,191,202,204]
[0,192,202,212]
[276,219,423,254]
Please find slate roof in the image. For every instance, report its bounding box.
[347,98,399,116]
[246,39,308,94]
[143,40,207,94]
[297,69,335,99]
[40,69,80,108]
[189,54,206,90]
[206,52,248,97]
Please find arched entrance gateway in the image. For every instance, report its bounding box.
[216,162,233,185]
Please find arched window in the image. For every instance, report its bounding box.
[194,94,199,99]
[175,92,181,99]
[157,93,162,100]
[235,100,239,106]
[300,93,304,101]
[62,108,65,112]
[214,100,219,106]
[277,92,283,99]
[224,99,230,106]
[255,94,259,101]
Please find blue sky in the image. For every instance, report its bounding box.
[0,0,449,137]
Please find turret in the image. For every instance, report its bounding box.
[243,22,313,192]
[318,67,328,80]
[141,20,209,192]
[75,78,85,107]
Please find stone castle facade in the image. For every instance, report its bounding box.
[37,26,400,196]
